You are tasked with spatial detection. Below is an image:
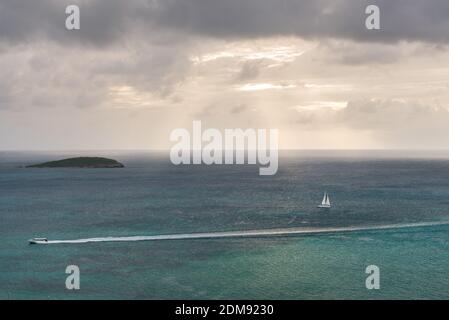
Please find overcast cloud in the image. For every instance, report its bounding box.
[1,0,449,150]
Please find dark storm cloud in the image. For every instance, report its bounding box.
[0,0,135,46]
[153,0,449,43]
[0,0,449,45]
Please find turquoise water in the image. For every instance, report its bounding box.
[1,151,449,299]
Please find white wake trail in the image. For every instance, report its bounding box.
[33,221,449,245]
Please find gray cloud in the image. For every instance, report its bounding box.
[230,104,249,114]
[0,39,190,112]
[1,0,449,46]
[319,41,403,65]
[338,99,449,128]
[291,99,449,147]
[0,0,134,46]
[236,61,261,81]
[1,0,449,150]
[294,99,449,127]
[153,0,449,43]
[194,103,252,118]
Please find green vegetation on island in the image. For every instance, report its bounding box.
[27,157,124,168]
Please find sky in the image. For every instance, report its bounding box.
[1,0,449,150]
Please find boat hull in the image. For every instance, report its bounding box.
[28,239,48,245]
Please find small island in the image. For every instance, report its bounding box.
[26,157,125,168]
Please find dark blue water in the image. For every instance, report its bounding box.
[1,151,449,299]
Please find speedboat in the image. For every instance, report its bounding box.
[29,238,48,245]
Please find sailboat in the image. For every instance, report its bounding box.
[318,192,331,208]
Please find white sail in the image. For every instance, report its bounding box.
[318,192,331,208]
[321,193,327,205]
[325,194,331,206]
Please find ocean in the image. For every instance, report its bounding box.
[1,150,449,299]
